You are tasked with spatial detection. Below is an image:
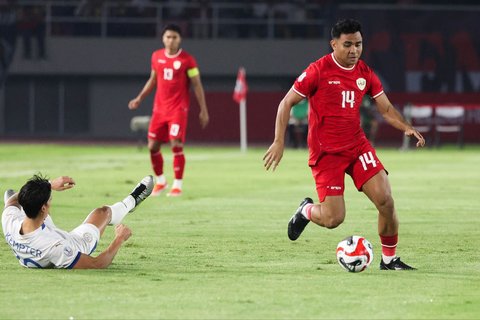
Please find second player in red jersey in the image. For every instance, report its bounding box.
[129,24,209,197]
[264,19,425,271]
[151,48,196,120]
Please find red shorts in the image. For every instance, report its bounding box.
[148,112,188,143]
[310,139,386,202]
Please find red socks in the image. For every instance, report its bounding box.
[172,146,185,179]
[150,150,164,176]
[380,234,398,257]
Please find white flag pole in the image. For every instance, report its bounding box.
[240,98,247,153]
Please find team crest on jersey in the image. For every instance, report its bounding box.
[356,78,366,90]
[173,60,182,70]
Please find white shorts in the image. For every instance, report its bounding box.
[69,223,100,255]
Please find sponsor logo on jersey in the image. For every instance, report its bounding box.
[328,80,341,85]
[327,186,342,190]
[173,60,182,70]
[356,78,366,90]
[298,72,307,82]
[158,59,166,63]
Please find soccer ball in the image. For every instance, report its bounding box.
[336,236,374,273]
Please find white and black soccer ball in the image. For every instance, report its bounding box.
[336,235,374,273]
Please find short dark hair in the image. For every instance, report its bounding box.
[18,174,51,219]
[331,19,362,39]
[161,24,182,37]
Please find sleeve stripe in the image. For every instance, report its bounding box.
[67,252,82,269]
[89,241,98,255]
[187,67,199,78]
[372,90,384,99]
[292,86,306,98]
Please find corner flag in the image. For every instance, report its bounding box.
[233,67,248,104]
[233,67,248,152]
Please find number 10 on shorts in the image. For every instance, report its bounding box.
[170,124,180,137]
[359,151,377,171]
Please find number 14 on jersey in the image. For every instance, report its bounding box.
[341,90,355,108]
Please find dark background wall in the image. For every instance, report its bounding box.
[1,1,479,145]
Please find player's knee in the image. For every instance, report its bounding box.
[323,215,345,229]
[320,208,345,229]
[376,193,394,212]
[97,206,112,221]
[170,140,183,148]
[148,144,160,153]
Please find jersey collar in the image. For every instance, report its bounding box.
[331,53,356,71]
[165,48,183,58]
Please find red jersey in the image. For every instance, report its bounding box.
[293,53,384,165]
[151,48,198,118]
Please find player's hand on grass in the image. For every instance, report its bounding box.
[115,224,132,242]
[128,98,141,110]
[263,141,284,171]
[50,176,75,191]
[405,127,426,148]
[199,110,209,128]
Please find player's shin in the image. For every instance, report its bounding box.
[108,196,135,225]
[150,150,164,176]
[172,146,185,180]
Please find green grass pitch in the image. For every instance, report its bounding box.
[0,143,479,319]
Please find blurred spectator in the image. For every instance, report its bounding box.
[17,5,45,60]
[75,0,104,17]
[288,98,309,148]
[360,96,379,145]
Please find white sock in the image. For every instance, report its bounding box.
[108,196,135,225]
[172,179,183,190]
[382,254,396,264]
[156,174,166,185]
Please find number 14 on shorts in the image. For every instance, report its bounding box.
[359,151,377,171]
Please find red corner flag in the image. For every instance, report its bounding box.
[233,67,248,104]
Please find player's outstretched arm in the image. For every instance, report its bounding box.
[4,192,20,209]
[128,69,157,110]
[374,93,425,147]
[264,88,304,171]
[50,176,75,191]
[73,224,132,269]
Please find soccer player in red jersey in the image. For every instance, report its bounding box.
[264,19,425,270]
[129,24,209,197]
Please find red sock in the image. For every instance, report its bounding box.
[172,146,185,179]
[305,204,313,220]
[150,150,164,176]
[380,234,398,257]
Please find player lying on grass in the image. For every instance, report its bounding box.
[2,174,153,269]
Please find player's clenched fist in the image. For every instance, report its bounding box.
[115,224,132,241]
[128,98,141,110]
